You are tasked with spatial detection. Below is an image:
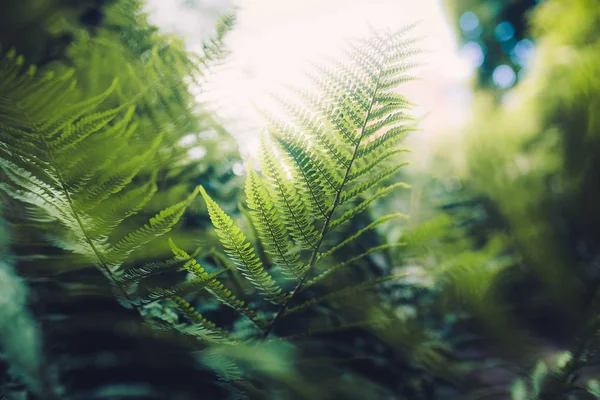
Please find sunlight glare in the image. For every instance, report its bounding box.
[197,0,473,157]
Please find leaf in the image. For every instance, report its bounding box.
[510,379,529,400]
[170,296,234,344]
[245,167,305,280]
[106,187,200,267]
[200,186,286,305]
[305,243,407,290]
[319,213,409,260]
[168,239,262,326]
[258,134,319,250]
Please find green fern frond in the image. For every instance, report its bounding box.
[200,186,286,305]
[329,183,411,231]
[340,163,410,204]
[347,148,410,181]
[194,27,418,339]
[245,166,305,280]
[319,213,409,260]
[169,296,235,344]
[258,134,319,250]
[0,48,201,313]
[168,238,263,327]
[105,187,200,267]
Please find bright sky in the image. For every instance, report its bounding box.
[148,0,474,158]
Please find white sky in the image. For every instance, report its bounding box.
[148,0,474,158]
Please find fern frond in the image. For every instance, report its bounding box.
[245,167,305,280]
[176,27,418,341]
[168,238,263,327]
[40,79,119,139]
[105,187,200,268]
[0,48,200,310]
[329,183,411,231]
[271,129,333,219]
[200,186,286,305]
[258,134,319,250]
[340,163,410,204]
[347,148,410,181]
[75,132,163,210]
[141,279,217,303]
[169,296,234,344]
[89,171,158,237]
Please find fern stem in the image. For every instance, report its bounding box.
[261,66,385,339]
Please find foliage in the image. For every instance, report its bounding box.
[408,0,600,398]
[442,0,538,90]
[0,1,452,397]
[3,0,599,398]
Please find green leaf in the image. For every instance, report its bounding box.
[319,213,409,260]
[304,243,406,290]
[259,135,319,250]
[245,167,305,280]
[200,186,286,305]
[510,379,529,400]
[106,187,200,267]
[168,239,263,326]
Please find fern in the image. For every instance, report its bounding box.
[0,48,198,311]
[2,15,424,398]
[167,26,419,341]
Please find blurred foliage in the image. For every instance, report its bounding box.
[405,0,600,398]
[443,0,538,90]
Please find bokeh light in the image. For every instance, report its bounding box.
[459,11,479,31]
[492,64,516,88]
[512,38,535,66]
[494,21,515,42]
[460,41,485,67]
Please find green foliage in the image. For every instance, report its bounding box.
[0,4,429,395]
[13,0,600,398]
[0,48,203,309]
[408,0,600,398]
[170,26,420,344]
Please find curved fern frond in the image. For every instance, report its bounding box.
[168,238,263,327]
[329,183,411,231]
[194,27,419,338]
[105,188,200,268]
[200,187,286,305]
[303,243,407,291]
[169,296,235,344]
[245,167,305,280]
[318,213,409,260]
[258,134,319,250]
[0,48,198,312]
